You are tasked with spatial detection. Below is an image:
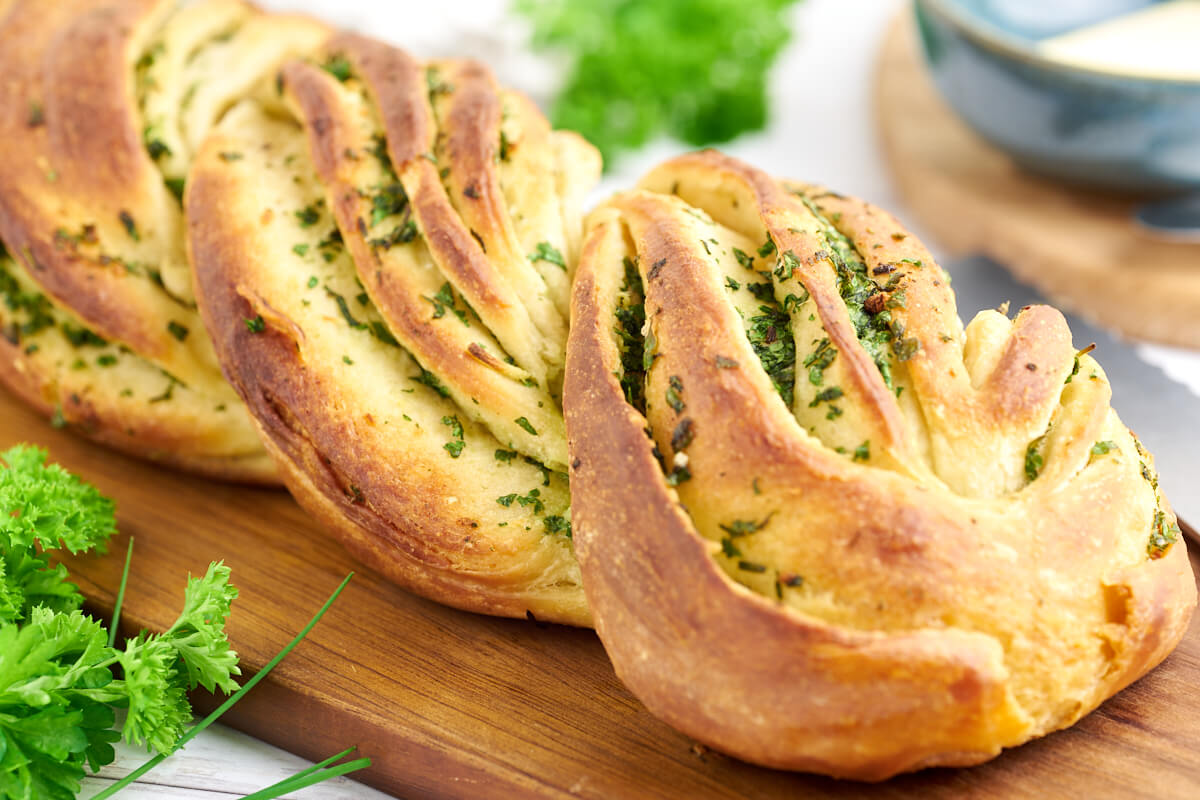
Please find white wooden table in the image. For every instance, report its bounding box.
[78,0,1200,796]
[79,724,389,799]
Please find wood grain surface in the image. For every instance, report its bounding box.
[6,373,1193,798]
[875,15,1200,350]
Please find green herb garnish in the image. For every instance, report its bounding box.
[733,248,755,271]
[665,464,691,486]
[613,257,647,412]
[324,287,367,330]
[1025,438,1045,483]
[369,219,418,251]
[295,203,322,228]
[442,415,465,458]
[497,488,545,514]
[0,446,367,799]
[321,54,353,82]
[808,386,843,408]
[775,250,800,281]
[423,282,470,326]
[528,241,566,270]
[665,375,684,413]
[516,0,802,165]
[118,211,140,242]
[1148,510,1180,559]
[411,369,450,397]
[164,178,186,203]
[370,182,408,226]
[803,338,836,386]
[719,516,771,538]
[543,515,572,538]
[746,305,795,406]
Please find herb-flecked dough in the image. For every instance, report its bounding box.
[188,32,600,625]
[564,150,1196,779]
[0,0,332,481]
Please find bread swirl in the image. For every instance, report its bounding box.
[188,35,599,624]
[0,0,327,480]
[564,150,1195,777]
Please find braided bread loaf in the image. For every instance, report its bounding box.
[0,0,329,480]
[565,151,1195,777]
[188,34,599,623]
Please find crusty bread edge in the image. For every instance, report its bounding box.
[0,334,278,483]
[186,143,591,627]
[562,161,1196,779]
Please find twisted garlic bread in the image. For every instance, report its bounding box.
[189,35,599,624]
[0,0,328,480]
[565,151,1195,778]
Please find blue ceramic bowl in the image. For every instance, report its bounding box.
[914,0,1200,193]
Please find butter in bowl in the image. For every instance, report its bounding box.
[913,0,1200,195]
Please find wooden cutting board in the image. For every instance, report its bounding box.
[5,377,1193,798]
[875,14,1200,349]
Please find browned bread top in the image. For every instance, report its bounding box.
[0,0,327,480]
[188,34,600,624]
[564,150,1195,778]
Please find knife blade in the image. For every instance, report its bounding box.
[948,256,1198,539]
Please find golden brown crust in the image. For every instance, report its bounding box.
[565,150,1196,778]
[188,213,571,614]
[0,0,328,481]
[0,0,170,355]
[188,37,599,623]
[278,48,565,465]
[0,329,276,483]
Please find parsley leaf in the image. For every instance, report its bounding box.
[0,445,115,555]
[0,446,364,798]
[517,0,803,165]
[528,241,566,270]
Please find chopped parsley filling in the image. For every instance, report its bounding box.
[798,196,904,388]
[803,338,836,386]
[543,514,572,537]
[613,256,647,413]
[442,415,465,458]
[422,282,470,326]
[369,182,408,227]
[528,241,566,270]
[1024,437,1045,483]
[411,368,450,397]
[1148,509,1180,559]
[746,304,795,406]
[322,54,353,82]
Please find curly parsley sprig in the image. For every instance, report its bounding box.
[0,445,365,799]
[516,0,804,165]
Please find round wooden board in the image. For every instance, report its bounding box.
[874,14,1200,349]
